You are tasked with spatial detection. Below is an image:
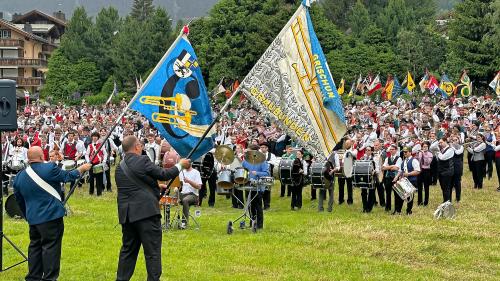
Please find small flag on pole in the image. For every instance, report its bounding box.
[489,71,500,96]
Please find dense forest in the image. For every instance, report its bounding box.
[41,0,499,104]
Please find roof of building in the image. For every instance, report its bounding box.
[12,10,67,27]
[14,23,56,33]
[0,19,57,46]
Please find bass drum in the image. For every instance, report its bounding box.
[192,152,215,179]
[352,160,375,189]
[278,159,302,186]
[5,194,24,219]
[309,161,333,189]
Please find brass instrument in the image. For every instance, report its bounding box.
[139,94,206,134]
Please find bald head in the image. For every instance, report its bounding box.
[122,135,139,153]
[28,146,45,163]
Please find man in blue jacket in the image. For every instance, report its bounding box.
[242,144,269,230]
[13,146,91,281]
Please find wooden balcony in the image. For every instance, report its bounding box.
[0,39,24,48]
[0,58,47,68]
[1,77,43,86]
[42,44,56,54]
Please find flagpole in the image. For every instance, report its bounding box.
[63,30,187,205]
[160,87,242,194]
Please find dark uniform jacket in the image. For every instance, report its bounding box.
[115,153,180,224]
[13,162,80,225]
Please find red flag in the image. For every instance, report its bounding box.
[367,75,382,96]
[426,75,440,94]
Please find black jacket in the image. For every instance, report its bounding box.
[115,153,180,224]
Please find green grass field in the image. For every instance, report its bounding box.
[1,168,499,281]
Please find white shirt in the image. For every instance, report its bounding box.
[437,145,455,161]
[383,154,402,168]
[60,139,86,158]
[9,146,28,162]
[179,168,202,196]
[400,157,421,173]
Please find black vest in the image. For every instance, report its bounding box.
[438,147,454,177]
[385,156,399,178]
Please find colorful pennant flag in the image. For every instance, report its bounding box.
[426,75,440,95]
[439,73,455,98]
[238,1,347,157]
[383,76,394,101]
[392,76,402,100]
[455,70,472,97]
[367,75,382,96]
[338,78,345,95]
[130,32,215,160]
[489,71,500,96]
[407,72,416,93]
[419,73,429,93]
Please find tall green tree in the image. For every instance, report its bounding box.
[321,0,355,30]
[59,7,94,63]
[94,7,121,80]
[443,0,496,83]
[131,0,155,21]
[348,0,371,36]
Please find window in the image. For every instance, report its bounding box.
[0,29,11,38]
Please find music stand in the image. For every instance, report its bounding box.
[0,130,28,271]
[227,184,259,234]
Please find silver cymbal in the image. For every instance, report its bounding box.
[214,145,235,165]
[244,150,265,165]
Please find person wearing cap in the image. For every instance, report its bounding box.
[259,142,276,210]
[393,147,420,215]
[382,144,401,212]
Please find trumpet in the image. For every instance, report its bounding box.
[139,95,198,116]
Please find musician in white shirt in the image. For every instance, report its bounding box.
[466,134,487,189]
[144,133,161,166]
[338,139,357,205]
[436,137,455,202]
[382,144,402,212]
[393,147,420,215]
[318,151,339,212]
[179,163,202,228]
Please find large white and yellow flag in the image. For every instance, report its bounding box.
[238,1,347,158]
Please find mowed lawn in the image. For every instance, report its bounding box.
[2,167,499,281]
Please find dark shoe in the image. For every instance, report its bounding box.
[385,208,391,212]
[263,206,270,210]
[327,208,333,212]
[338,200,344,205]
[318,208,324,212]
[406,211,413,215]
[362,209,366,213]
[391,211,401,215]
[291,207,295,211]
[347,200,353,205]
[380,203,386,207]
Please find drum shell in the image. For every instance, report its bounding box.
[92,164,104,174]
[5,194,24,219]
[193,152,215,179]
[233,167,249,185]
[352,160,375,189]
[9,160,24,171]
[278,159,301,186]
[216,185,232,195]
[160,196,178,206]
[309,162,332,189]
[217,170,234,189]
[62,160,76,171]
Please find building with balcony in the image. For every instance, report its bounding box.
[0,11,63,94]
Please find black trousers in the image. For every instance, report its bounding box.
[375,180,385,207]
[232,188,244,208]
[248,190,263,228]
[430,157,438,185]
[485,150,495,179]
[394,180,415,214]
[263,189,271,209]
[200,172,216,207]
[384,177,395,211]
[338,177,353,204]
[89,169,104,196]
[496,157,500,188]
[471,160,485,188]
[361,188,375,212]
[417,169,431,205]
[451,172,462,202]
[26,218,64,281]
[291,184,303,209]
[280,183,291,197]
[116,216,162,281]
[105,167,112,191]
[439,174,453,203]
[310,186,316,200]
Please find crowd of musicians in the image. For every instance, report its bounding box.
[3,96,500,210]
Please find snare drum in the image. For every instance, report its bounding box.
[216,185,232,195]
[394,177,417,202]
[160,195,178,206]
[5,194,24,219]
[258,176,274,189]
[92,163,104,174]
[233,167,249,185]
[62,160,76,171]
[309,162,333,189]
[9,159,25,171]
[278,159,301,186]
[217,170,234,189]
[352,160,375,189]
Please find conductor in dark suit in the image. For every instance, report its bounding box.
[13,146,92,281]
[115,135,190,281]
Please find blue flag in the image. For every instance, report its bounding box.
[131,35,214,160]
[392,76,402,100]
